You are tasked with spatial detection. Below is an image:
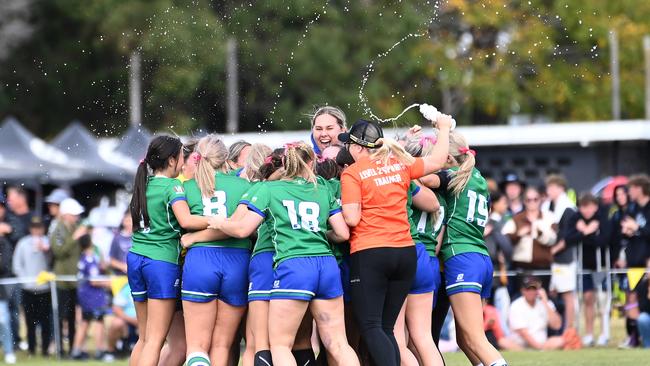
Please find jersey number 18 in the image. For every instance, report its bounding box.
[282,200,320,232]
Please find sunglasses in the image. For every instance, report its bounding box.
[525,197,540,203]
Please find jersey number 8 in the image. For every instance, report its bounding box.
[466,190,488,227]
[202,191,228,217]
[282,200,320,232]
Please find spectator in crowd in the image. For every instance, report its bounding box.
[500,173,525,216]
[565,193,612,346]
[44,188,70,235]
[226,140,251,173]
[50,198,87,356]
[5,186,33,350]
[108,211,132,275]
[609,184,639,347]
[619,174,650,348]
[107,282,138,358]
[0,193,16,364]
[621,174,650,268]
[483,300,521,351]
[12,217,51,357]
[5,186,33,248]
[485,191,514,274]
[485,191,513,334]
[543,174,577,330]
[72,234,109,361]
[508,276,564,350]
[610,185,629,269]
[309,105,347,156]
[635,259,650,348]
[502,187,555,272]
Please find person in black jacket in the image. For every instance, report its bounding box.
[565,193,612,346]
[621,175,650,268]
[619,174,650,348]
[0,195,16,363]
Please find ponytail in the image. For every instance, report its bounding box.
[195,134,228,198]
[131,161,150,231]
[447,131,476,197]
[259,148,285,180]
[370,138,415,167]
[283,142,317,183]
[130,135,183,231]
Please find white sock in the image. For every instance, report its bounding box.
[186,352,211,366]
[489,358,508,366]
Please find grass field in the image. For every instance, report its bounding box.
[10,348,650,366]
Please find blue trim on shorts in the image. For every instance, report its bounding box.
[127,252,181,302]
[444,252,493,299]
[271,256,343,301]
[181,247,250,306]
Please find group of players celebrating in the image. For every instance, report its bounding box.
[126,105,508,366]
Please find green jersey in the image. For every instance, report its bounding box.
[240,182,275,257]
[130,176,186,264]
[248,178,340,265]
[322,177,349,262]
[183,172,252,249]
[406,181,422,242]
[440,167,490,261]
[411,191,446,257]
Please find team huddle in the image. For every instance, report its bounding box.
[126,106,508,366]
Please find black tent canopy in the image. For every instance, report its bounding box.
[52,120,132,184]
[0,116,84,184]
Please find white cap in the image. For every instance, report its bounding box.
[59,198,85,216]
[45,188,70,204]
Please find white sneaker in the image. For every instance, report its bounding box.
[582,334,594,347]
[4,353,17,364]
[597,334,609,346]
[19,341,28,351]
[102,353,115,363]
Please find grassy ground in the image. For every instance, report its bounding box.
[10,349,650,366]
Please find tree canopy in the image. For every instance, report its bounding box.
[0,0,649,137]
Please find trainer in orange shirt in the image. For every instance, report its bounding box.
[339,114,452,366]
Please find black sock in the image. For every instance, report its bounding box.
[292,348,316,365]
[254,350,273,366]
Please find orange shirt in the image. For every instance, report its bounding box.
[341,156,425,253]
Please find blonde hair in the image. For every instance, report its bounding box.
[283,142,318,183]
[369,138,415,167]
[448,131,476,197]
[195,134,228,197]
[310,106,347,129]
[245,143,272,182]
[403,134,441,225]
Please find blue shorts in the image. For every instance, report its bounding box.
[410,243,437,294]
[271,256,343,301]
[339,256,351,302]
[430,255,442,303]
[444,252,493,298]
[127,252,181,302]
[181,247,250,306]
[248,251,275,302]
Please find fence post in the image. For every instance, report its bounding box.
[50,280,61,359]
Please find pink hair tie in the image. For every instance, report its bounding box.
[317,156,327,163]
[418,135,437,147]
[458,147,476,156]
[139,158,146,164]
[284,142,300,150]
[194,154,202,162]
[264,155,273,164]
